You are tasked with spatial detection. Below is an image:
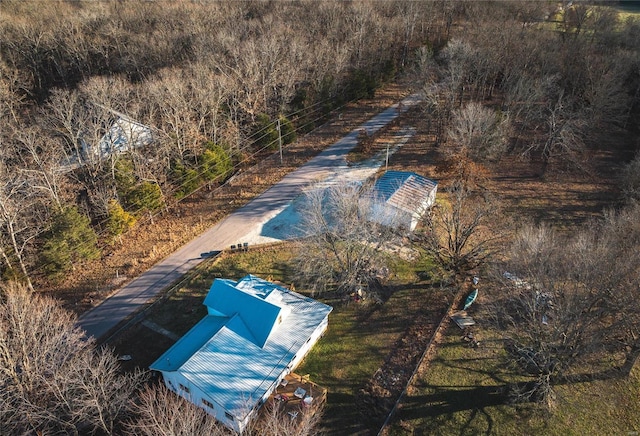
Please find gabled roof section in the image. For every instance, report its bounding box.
[82,115,153,161]
[203,278,282,348]
[373,170,437,214]
[150,315,229,372]
[150,275,333,419]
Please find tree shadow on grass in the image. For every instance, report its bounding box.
[396,385,512,435]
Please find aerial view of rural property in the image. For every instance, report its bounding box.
[1,1,640,435]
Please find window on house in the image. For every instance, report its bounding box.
[179,383,190,394]
[202,399,214,410]
[225,412,234,421]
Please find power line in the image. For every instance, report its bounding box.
[31,92,361,275]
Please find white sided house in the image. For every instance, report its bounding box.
[81,115,153,162]
[150,275,332,433]
[369,170,438,231]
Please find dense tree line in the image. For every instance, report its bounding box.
[420,1,640,276]
[419,1,640,163]
[0,0,450,284]
[411,1,640,409]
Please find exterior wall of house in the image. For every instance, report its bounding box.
[157,318,330,436]
[370,203,412,231]
[161,371,246,433]
[289,316,329,370]
[409,187,437,231]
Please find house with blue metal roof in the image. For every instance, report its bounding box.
[150,275,332,433]
[369,170,438,231]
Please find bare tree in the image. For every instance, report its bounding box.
[0,282,147,434]
[621,151,640,202]
[490,205,640,407]
[583,54,634,129]
[447,101,511,162]
[503,73,556,146]
[0,158,50,291]
[147,69,205,165]
[127,383,227,436]
[0,63,26,127]
[539,91,587,161]
[13,126,67,210]
[293,182,402,297]
[252,399,324,436]
[42,86,125,216]
[422,171,501,274]
[128,382,323,436]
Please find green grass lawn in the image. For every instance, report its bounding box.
[111,244,448,435]
[110,244,640,435]
[387,325,640,435]
[298,283,447,435]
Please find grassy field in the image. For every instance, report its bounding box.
[386,320,640,435]
[110,244,449,435]
[298,281,447,434]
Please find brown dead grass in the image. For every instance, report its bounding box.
[46,82,412,314]
[47,73,630,318]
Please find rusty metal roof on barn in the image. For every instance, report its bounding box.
[373,171,437,214]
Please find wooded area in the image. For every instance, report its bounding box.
[1,0,640,433]
[0,0,449,289]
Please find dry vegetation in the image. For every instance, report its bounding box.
[2,0,640,434]
[0,0,428,310]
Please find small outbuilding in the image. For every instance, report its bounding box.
[150,275,332,433]
[369,170,438,231]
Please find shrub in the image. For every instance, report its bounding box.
[172,163,200,200]
[115,159,164,214]
[345,69,378,101]
[106,199,137,239]
[278,115,296,145]
[253,113,279,149]
[114,159,136,196]
[40,207,100,276]
[201,142,233,182]
[127,181,164,212]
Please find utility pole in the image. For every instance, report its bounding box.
[385,143,390,171]
[277,118,283,165]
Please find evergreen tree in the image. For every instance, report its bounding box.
[201,142,233,182]
[40,207,100,276]
[115,159,164,213]
[278,115,297,145]
[254,113,279,149]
